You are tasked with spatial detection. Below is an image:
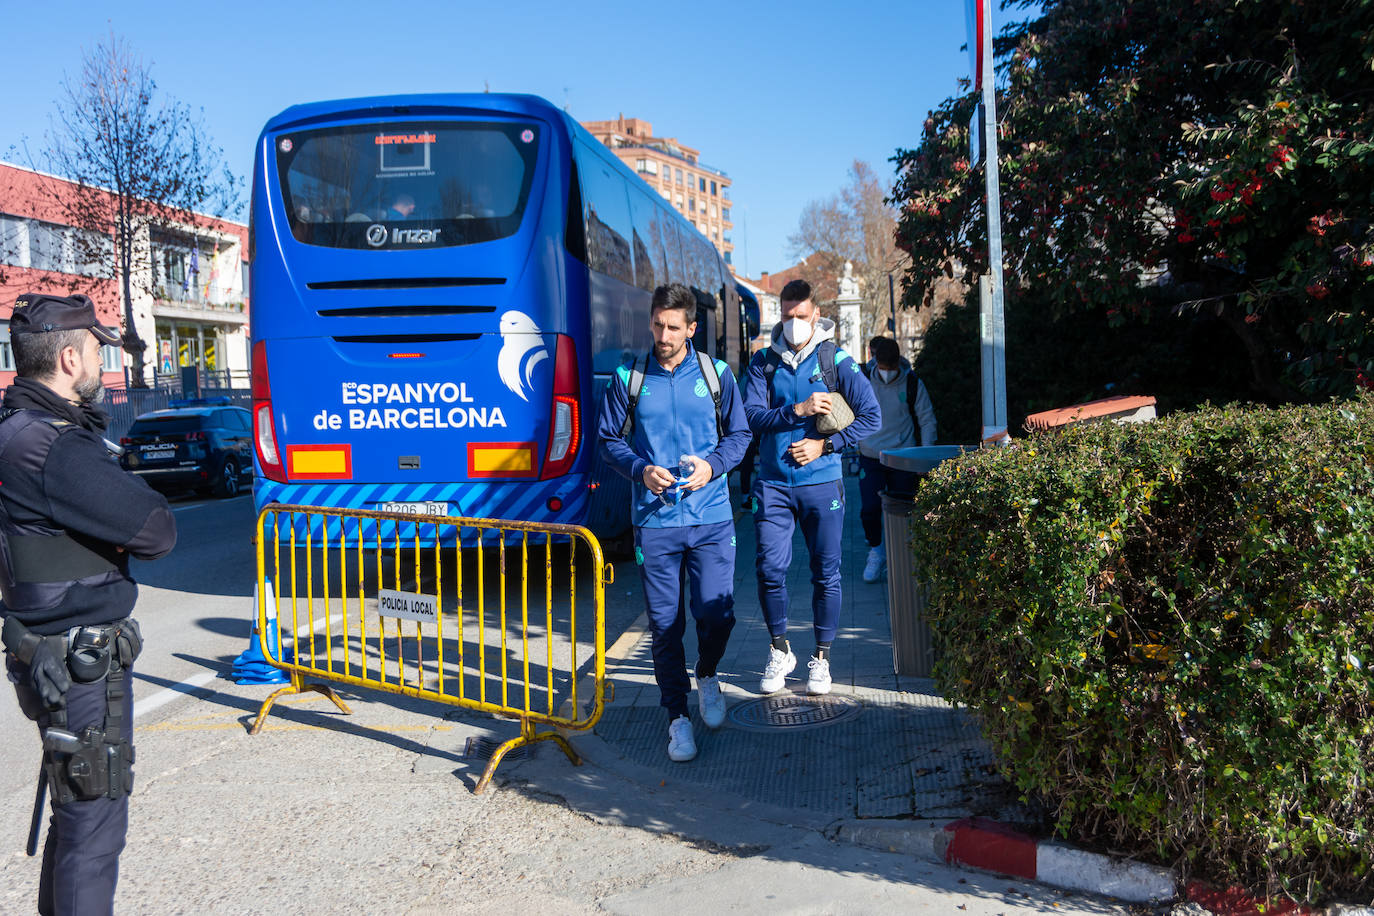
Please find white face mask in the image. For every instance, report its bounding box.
[876,368,899,383]
[782,317,813,347]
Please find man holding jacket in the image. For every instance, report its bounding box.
[597,284,751,762]
[743,279,880,697]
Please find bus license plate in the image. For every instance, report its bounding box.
[379,501,450,517]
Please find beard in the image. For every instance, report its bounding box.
[74,371,105,406]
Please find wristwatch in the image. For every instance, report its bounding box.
[821,438,835,456]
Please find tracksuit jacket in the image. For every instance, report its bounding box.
[595,342,751,528]
[742,318,881,485]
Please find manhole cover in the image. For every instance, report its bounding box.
[726,693,862,732]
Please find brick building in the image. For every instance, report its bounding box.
[580,116,734,266]
[0,162,249,390]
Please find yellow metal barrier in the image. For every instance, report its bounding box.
[250,504,613,793]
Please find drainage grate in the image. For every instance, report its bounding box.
[726,693,862,732]
[463,737,532,761]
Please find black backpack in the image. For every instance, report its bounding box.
[618,350,723,441]
[760,339,840,395]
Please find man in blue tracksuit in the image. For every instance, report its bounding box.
[597,284,751,762]
[743,278,880,696]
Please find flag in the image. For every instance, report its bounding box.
[203,241,219,299]
[186,243,199,292]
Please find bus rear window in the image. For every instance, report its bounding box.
[275,121,539,250]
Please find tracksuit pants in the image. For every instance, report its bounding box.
[858,455,918,548]
[7,654,132,916]
[635,520,737,720]
[753,478,846,644]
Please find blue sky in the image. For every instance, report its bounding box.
[3,1,973,277]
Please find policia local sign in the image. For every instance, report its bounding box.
[375,589,438,623]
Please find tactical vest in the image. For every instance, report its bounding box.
[0,409,119,614]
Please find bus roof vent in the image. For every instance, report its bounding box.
[316,305,498,318]
[307,277,506,291]
[331,334,482,344]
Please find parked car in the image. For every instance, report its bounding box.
[120,399,253,498]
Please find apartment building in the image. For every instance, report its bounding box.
[580,116,735,266]
[0,162,249,389]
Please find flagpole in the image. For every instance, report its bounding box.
[979,0,1009,443]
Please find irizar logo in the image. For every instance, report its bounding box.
[497,311,549,402]
[365,224,442,246]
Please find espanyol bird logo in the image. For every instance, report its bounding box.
[497,310,548,402]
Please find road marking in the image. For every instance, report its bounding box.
[133,613,344,719]
[134,671,218,719]
[172,494,253,513]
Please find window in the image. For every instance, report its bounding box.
[689,197,696,213]
[0,214,27,267]
[658,187,670,200]
[710,204,717,219]
[278,119,540,250]
[576,144,635,286]
[722,207,731,221]
[675,169,683,186]
[0,320,13,372]
[101,341,123,373]
[699,177,707,193]
[710,181,717,196]
[629,190,668,292]
[241,260,250,297]
[684,172,693,188]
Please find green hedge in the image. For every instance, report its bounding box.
[910,397,1374,901]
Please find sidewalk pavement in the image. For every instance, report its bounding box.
[585,473,1024,825]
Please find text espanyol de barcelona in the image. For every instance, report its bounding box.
[339,381,507,430]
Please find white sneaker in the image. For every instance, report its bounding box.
[697,675,726,729]
[759,646,796,693]
[667,715,697,761]
[807,655,832,695]
[863,546,886,583]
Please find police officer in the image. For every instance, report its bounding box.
[597,283,751,762]
[0,293,176,915]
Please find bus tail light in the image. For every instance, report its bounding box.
[540,334,580,479]
[252,340,286,482]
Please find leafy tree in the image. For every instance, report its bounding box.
[894,0,1374,401]
[789,160,910,342]
[28,35,240,385]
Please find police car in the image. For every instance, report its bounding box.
[119,398,253,498]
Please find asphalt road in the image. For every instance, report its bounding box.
[0,490,1130,915]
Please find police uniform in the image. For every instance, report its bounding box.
[0,293,177,916]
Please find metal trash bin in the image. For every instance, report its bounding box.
[879,446,966,677]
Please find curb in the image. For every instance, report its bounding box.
[929,818,1371,914]
[933,817,1175,904]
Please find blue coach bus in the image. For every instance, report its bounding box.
[248,93,744,539]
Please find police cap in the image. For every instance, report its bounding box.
[11,293,121,346]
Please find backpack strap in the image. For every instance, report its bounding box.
[906,371,921,429]
[618,352,651,440]
[817,340,839,393]
[695,351,723,441]
[760,348,781,407]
